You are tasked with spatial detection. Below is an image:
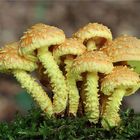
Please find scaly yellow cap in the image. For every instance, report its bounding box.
[19,23,65,55]
[53,38,86,64]
[0,42,37,72]
[101,66,140,96]
[73,23,112,50]
[101,35,140,62]
[72,51,113,75]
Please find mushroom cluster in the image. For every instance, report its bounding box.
[0,23,140,130]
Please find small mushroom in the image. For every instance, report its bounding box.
[101,66,140,129]
[0,42,53,117]
[19,23,68,114]
[71,51,113,123]
[53,38,86,116]
[73,23,112,51]
[53,38,86,73]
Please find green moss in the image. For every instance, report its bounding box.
[0,108,140,140]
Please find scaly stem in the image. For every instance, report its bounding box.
[13,69,53,117]
[38,47,68,114]
[83,72,99,123]
[65,58,81,116]
[101,88,125,129]
[86,39,96,51]
[66,71,79,116]
[64,58,73,75]
[65,58,82,81]
[100,94,121,126]
[100,94,109,116]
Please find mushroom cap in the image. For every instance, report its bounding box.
[0,42,37,72]
[53,38,86,64]
[71,51,113,75]
[101,66,140,96]
[19,23,65,54]
[101,35,140,62]
[73,23,112,43]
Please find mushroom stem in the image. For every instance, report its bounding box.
[83,72,99,123]
[66,71,80,116]
[65,58,83,116]
[64,58,74,74]
[86,40,96,51]
[13,69,53,117]
[37,47,68,114]
[101,88,125,129]
[100,94,109,116]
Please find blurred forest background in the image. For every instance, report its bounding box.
[0,0,140,121]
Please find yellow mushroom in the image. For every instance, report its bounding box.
[71,51,113,123]
[53,38,86,116]
[0,42,53,117]
[101,66,140,129]
[73,23,112,51]
[19,23,68,114]
[53,38,86,72]
[100,35,140,125]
